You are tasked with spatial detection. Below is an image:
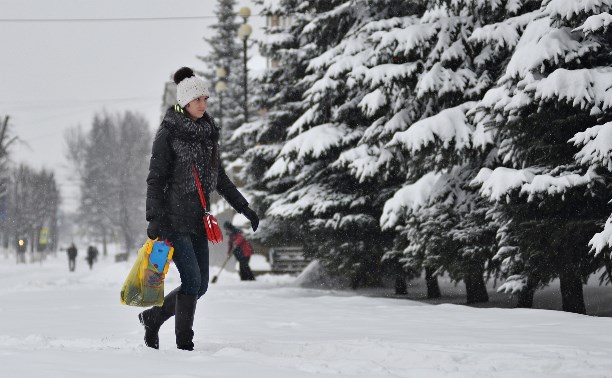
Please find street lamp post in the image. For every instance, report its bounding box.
[215,67,227,131]
[238,7,252,123]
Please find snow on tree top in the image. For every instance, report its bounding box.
[455,0,505,11]
[362,16,417,34]
[380,172,445,230]
[386,102,477,154]
[244,144,283,162]
[473,166,600,202]
[381,108,413,138]
[471,114,496,150]
[267,183,356,218]
[501,17,589,81]
[574,12,612,33]
[359,89,387,118]
[304,76,340,102]
[287,105,319,137]
[570,121,612,171]
[417,63,477,98]
[374,23,439,58]
[302,2,351,35]
[264,156,295,179]
[589,217,612,255]
[546,0,612,21]
[471,167,538,202]
[505,0,524,14]
[421,4,450,23]
[230,120,265,142]
[326,50,370,79]
[267,184,324,218]
[521,169,600,201]
[529,67,612,110]
[362,63,419,88]
[469,12,538,50]
[441,40,468,64]
[334,144,394,183]
[308,45,342,73]
[478,85,532,114]
[280,123,350,161]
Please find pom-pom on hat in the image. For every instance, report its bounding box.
[174,67,210,107]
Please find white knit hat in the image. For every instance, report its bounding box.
[176,76,210,107]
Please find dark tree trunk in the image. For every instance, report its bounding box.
[559,269,586,314]
[517,289,534,308]
[31,229,36,253]
[394,274,408,295]
[102,228,108,257]
[557,244,587,314]
[350,274,359,290]
[425,267,441,299]
[464,269,489,304]
[2,230,8,249]
[517,275,538,308]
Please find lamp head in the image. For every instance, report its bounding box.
[238,23,253,40]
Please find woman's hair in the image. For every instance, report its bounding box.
[173,67,195,85]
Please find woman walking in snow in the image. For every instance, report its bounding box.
[138,67,259,351]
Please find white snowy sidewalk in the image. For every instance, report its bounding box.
[0,254,610,377]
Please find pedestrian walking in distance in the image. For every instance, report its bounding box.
[86,245,98,270]
[138,67,259,351]
[223,222,256,281]
[67,243,77,272]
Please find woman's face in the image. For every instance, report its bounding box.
[185,96,208,120]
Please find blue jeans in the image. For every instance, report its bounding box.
[168,232,209,298]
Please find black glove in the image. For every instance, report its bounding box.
[147,220,161,240]
[242,207,259,232]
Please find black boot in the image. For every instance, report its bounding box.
[138,288,179,349]
[175,293,198,351]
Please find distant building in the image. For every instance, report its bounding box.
[263,7,292,69]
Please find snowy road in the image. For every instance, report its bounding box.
[0,253,611,377]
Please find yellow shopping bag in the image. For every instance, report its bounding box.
[120,238,174,307]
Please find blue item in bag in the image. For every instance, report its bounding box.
[150,240,172,273]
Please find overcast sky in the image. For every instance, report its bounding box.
[0,0,266,211]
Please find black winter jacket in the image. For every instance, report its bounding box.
[146,107,248,235]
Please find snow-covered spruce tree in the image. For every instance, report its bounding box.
[575,3,612,266]
[198,0,245,157]
[260,0,422,288]
[230,0,316,249]
[460,0,546,307]
[472,0,612,313]
[376,0,542,302]
[328,6,433,291]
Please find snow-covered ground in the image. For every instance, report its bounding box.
[1,252,611,377]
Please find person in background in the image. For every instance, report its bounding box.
[67,243,77,272]
[138,67,259,351]
[223,221,255,281]
[16,238,27,264]
[86,245,98,270]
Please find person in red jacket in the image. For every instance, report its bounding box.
[223,222,255,281]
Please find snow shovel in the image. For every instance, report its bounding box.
[211,254,231,284]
